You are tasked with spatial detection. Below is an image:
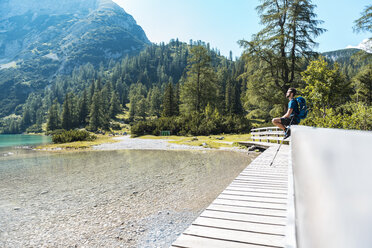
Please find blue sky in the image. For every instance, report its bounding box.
[113,0,371,57]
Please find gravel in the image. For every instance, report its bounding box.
[93,136,209,151]
[0,140,257,247]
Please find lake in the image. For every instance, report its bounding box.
[0,147,256,247]
[0,134,52,157]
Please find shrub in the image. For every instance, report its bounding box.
[52,130,97,143]
[110,123,121,130]
[26,124,43,133]
[131,114,251,137]
[45,129,65,136]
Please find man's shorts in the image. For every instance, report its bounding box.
[280,117,298,126]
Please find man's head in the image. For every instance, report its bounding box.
[286,88,296,99]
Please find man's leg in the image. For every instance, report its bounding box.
[272,118,286,131]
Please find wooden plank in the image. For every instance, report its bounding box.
[230,183,288,189]
[240,171,287,176]
[208,203,286,217]
[229,182,288,190]
[183,225,285,248]
[227,185,288,192]
[218,194,287,204]
[237,141,271,149]
[222,190,287,199]
[193,217,285,235]
[172,139,292,248]
[251,127,280,131]
[212,199,287,211]
[251,131,284,136]
[240,173,287,178]
[238,172,287,177]
[201,210,286,225]
[237,175,288,180]
[233,179,288,186]
[242,168,287,173]
[225,187,287,195]
[235,178,287,184]
[172,234,271,248]
[252,136,283,141]
[240,170,287,175]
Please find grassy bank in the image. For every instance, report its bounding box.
[36,133,252,151]
[36,135,119,150]
[139,134,251,149]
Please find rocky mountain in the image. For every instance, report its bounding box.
[0,0,150,117]
[0,0,150,69]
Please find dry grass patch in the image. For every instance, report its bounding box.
[36,135,119,151]
[138,134,251,149]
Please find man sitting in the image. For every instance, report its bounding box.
[272,88,300,139]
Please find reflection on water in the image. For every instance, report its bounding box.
[0,149,255,247]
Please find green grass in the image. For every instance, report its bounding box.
[36,135,119,150]
[139,134,252,149]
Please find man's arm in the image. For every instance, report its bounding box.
[282,108,293,118]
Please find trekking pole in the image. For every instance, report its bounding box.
[269,116,294,166]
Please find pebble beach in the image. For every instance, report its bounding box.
[0,137,257,247]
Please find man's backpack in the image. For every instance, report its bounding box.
[296,97,308,120]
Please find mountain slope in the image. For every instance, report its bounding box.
[0,0,150,117]
[322,48,361,62]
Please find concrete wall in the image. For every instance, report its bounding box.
[291,126,372,248]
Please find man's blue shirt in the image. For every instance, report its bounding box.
[288,99,300,124]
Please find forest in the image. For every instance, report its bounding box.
[0,1,371,135]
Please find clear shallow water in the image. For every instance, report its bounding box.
[0,134,51,148]
[0,134,51,157]
[0,149,255,247]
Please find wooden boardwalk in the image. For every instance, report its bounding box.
[171,144,291,248]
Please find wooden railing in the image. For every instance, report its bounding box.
[250,127,285,144]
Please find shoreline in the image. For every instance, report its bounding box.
[93,135,253,154]
[0,146,257,247]
[35,134,252,153]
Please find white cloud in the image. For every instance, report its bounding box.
[346,38,372,53]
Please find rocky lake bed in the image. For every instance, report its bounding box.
[0,143,257,247]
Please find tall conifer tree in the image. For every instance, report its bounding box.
[109,92,122,118]
[239,0,325,97]
[180,46,217,113]
[79,90,89,126]
[47,100,60,131]
[88,92,105,131]
[162,82,175,117]
[61,93,73,130]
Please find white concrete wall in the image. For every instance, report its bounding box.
[291,126,372,248]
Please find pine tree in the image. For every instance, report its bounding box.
[354,5,372,33]
[162,82,175,117]
[137,97,148,120]
[353,66,372,106]
[174,83,181,116]
[239,0,326,96]
[61,93,73,130]
[89,80,96,105]
[109,92,122,118]
[79,90,89,126]
[149,86,162,117]
[70,93,80,129]
[129,82,147,120]
[88,91,104,131]
[21,107,32,130]
[180,46,217,113]
[47,100,60,131]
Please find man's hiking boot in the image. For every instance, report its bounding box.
[284,128,291,139]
